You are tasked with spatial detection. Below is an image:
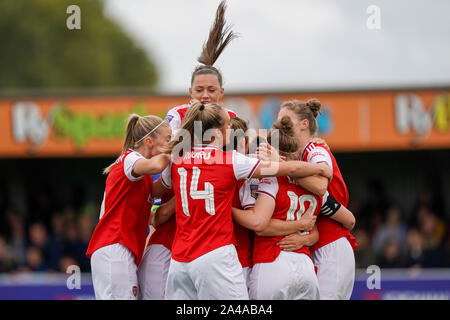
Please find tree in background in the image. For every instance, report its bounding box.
[0,0,158,91]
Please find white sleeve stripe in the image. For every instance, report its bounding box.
[248,160,261,178]
[242,204,255,209]
[256,190,276,201]
[130,158,143,179]
[124,152,144,181]
[161,175,171,189]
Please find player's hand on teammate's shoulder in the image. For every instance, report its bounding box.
[256,143,285,162]
[310,137,330,150]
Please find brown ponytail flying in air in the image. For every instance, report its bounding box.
[191,0,239,87]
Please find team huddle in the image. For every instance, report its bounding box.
[85,1,357,300]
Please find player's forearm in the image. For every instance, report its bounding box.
[134,154,170,176]
[286,161,331,180]
[255,219,303,237]
[302,232,319,246]
[231,207,270,232]
[299,226,319,246]
[330,206,356,230]
[253,160,329,179]
[151,178,169,198]
[294,175,328,196]
[152,197,175,227]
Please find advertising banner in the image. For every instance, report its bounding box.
[1,89,449,157]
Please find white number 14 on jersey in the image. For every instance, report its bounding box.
[178,167,215,216]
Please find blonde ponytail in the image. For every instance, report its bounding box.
[103,114,169,174]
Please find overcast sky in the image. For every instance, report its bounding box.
[103,0,450,94]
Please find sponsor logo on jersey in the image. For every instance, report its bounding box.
[310,151,325,160]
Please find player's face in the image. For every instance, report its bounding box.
[149,125,172,156]
[189,74,224,104]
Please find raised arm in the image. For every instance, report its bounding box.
[256,142,331,196]
[133,154,170,177]
[252,160,332,181]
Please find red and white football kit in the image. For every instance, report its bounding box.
[86,149,153,300]
[161,144,260,300]
[301,142,358,300]
[137,189,175,300]
[249,176,321,300]
[165,103,237,134]
[136,103,238,300]
[232,178,258,292]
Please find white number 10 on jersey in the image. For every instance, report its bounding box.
[178,167,215,216]
[286,192,317,235]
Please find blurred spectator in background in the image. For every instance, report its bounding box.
[61,219,84,272]
[372,205,408,257]
[404,228,424,268]
[0,179,447,273]
[353,228,376,269]
[416,208,445,267]
[24,246,46,272]
[47,211,66,271]
[377,239,403,268]
[77,213,95,272]
[58,255,80,274]
[0,236,17,273]
[27,221,52,269]
[6,209,27,266]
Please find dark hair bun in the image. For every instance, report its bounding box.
[306,98,322,118]
[277,116,295,136]
[271,116,298,153]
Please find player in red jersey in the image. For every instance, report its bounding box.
[158,101,331,300]
[86,114,172,300]
[164,1,238,134]
[229,117,255,292]
[137,1,238,300]
[275,99,358,300]
[232,117,321,299]
[230,117,321,297]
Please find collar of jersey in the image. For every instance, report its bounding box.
[128,148,144,158]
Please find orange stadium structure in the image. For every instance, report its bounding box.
[1,87,449,158]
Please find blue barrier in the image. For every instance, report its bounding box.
[351,268,450,300]
[1,269,449,300]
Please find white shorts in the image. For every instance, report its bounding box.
[312,236,355,300]
[137,244,171,300]
[164,244,249,300]
[243,266,252,294]
[90,243,138,300]
[249,251,319,300]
